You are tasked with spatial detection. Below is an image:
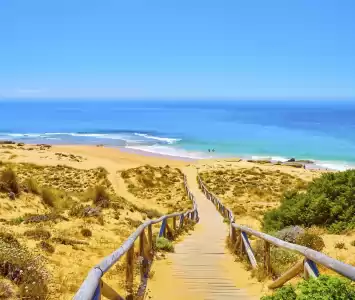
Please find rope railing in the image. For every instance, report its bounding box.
[197,174,355,288]
[74,175,198,300]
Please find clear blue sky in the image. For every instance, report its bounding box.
[1,0,354,99]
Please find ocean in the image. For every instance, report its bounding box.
[1,99,355,170]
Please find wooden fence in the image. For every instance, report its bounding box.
[197,174,355,288]
[74,175,198,300]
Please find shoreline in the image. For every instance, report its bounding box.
[1,139,353,171]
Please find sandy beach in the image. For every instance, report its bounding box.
[0,142,353,299]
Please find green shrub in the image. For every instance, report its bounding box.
[25,178,41,194]
[262,285,296,300]
[92,185,110,208]
[81,228,92,237]
[0,168,20,194]
[263,170,355,233]
[155,237,174,252]
[41,188,56,207]
[24,228,51,240]
[262,275,355,300]
[295,233,325,251]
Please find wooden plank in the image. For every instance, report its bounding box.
[268,260,304,289]
[126,246,134,300]
[241,231,257,269]
[101,280,124,300]
[264,241,271,275]
[304,259,319,279]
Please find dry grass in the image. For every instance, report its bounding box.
[200,167,310,228]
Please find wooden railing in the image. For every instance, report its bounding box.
[74,175,198,300]
[197,174,355,288]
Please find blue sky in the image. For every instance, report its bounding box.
[1,0,354,99]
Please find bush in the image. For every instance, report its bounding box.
[155,237,174,252]
[41,188,56,207]
[0,239,49,299]
[0,168,20,194]
[24,228,51,240]
[25,178,41,195]
[92,186,110,208]
[262,275,355,300]
[81,228,92,237]
[263,170,355,233]
[335,242,346,249]
[295,233,325,251]
[37,241,55,253]
[0,280,15,298]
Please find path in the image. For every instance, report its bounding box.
[146,167,262,300]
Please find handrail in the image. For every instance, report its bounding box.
[197,174,355,285]
[74,174,198,300]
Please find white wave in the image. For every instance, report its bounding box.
[314,161,355,171]
[125,145,209,159]
[134,133,181,144]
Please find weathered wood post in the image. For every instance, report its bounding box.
[148,224,153,252]
[230,224,236,246]
[264,241,271,275]
[139,230,147,279]
[180,214,184,228]
[173,216,177,231]
[126,246,134,300]
[159,219,167,237]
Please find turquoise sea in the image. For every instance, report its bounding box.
[1,99,355,170]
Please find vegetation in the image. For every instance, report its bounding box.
[262,275,355,300]
[0,168,20,194]
[81,228,92,237]
[38,241,55,254]
[25,177,41,194]
[295,232,325,251]
[155,237,174,252]
[24,228,51,240]
[263,170,355,233]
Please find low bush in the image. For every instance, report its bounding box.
[263,170,355,233]
[155,237,174,252]
[38,241,55,253]
[92,186,110,208]
[0,168,20,194]
[24,228,51,240]
[295,232,325,251]
[81,228,92,237]
[41,188,57,207]
[0,280,15,298]
[335,242,346,249]
[25,177,41,195]
[262,275,355,300]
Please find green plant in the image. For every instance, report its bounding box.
[81,228,92,237]
[25,177,41,194]
[24,228,51,240]
[295,233,325,251]
[262,275,355,300]
[92,185,110,208]
[38,241,55,253]
[263,170,355,233]
[0,280,15,298]
[334,242,346,249]
[155,237,174,252]
[262,285,296,300]
[0,168,20,194]
[41,188,56,207]
[351,240,355,247]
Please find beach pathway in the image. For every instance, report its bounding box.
[145,167,262,300]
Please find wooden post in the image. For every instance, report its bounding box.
[264,241,271,275]
[230,224,236,245]
[269,260,304,289]
[240,231,245,255]
[126,246,134,300]
[173,216,177,231]
[159,219,167,237]
[304,259,319,279]
[92,281,102,300]
[148,224,153,252]
[180,214,184,228]
[139,230,146,279]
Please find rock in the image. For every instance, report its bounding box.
[0,140,16,144]
[275,226,305,243]
[283,162,304,168]
[287,158,296,162]
[8,192,16,200]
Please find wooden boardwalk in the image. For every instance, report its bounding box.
[145,167,259,300]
